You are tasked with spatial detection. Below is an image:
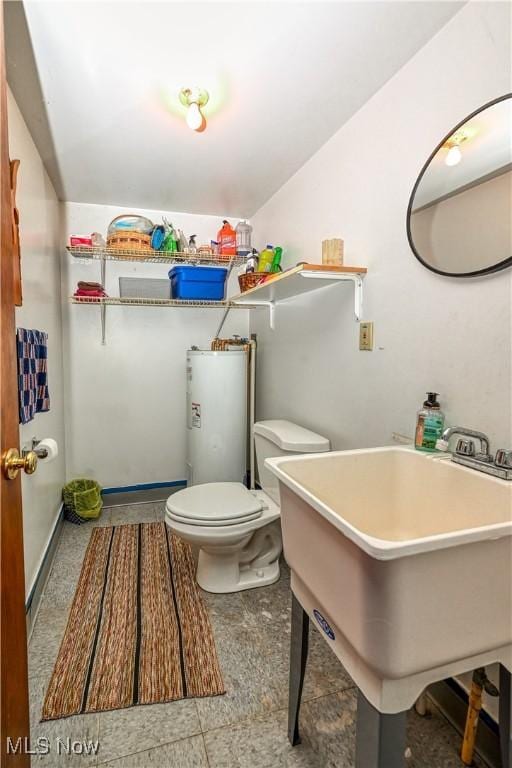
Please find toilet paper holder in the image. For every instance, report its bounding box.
[22,438,52,460]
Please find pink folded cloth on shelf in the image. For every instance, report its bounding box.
[77,281,104,291]
[74,289,108,298]
[74,281,107,299]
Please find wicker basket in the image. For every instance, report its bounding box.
[107,231,152,252]
[238,272,267,292]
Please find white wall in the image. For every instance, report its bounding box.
[61,203,249,488]
[8,87,66,599]
[250,1,512,452]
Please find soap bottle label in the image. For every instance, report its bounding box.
[416,413,444,451]
[415,415,425,448]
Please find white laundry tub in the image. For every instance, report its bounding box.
[266,447,512,713]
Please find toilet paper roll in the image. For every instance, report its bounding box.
[36,438,58,463]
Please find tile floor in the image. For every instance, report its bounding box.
[28,503,487,767]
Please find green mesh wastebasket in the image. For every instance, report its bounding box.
[63,479,102,524]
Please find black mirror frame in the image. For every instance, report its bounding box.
[406,93,512,278]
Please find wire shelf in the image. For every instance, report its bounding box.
[70,296,258,309]
[67,245,247,267]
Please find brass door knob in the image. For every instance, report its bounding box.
[2,448,38,480]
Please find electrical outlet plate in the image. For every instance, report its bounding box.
[359,321,373,351]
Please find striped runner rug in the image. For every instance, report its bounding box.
[42,522,225,720]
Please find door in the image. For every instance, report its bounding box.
[0,4,31,765]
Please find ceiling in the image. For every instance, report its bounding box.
[6,1,464,217]
[413,97,512,209]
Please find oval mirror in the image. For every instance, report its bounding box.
[407,94,512,277]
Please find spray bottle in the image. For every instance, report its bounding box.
[270,246,283,273]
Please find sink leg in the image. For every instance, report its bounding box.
[500,665,512,768]
[288,593,309,746]
[356,689,407,768]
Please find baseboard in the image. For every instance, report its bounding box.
[25,504,64,635]
[101,480,186,506]
[427,678,500,768]
[102,480,187,495]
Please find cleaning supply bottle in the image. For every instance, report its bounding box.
[177,229,188,252]
[270,246,283,273]
[217,220,237,258]
[246,249,259,273]
[162,224,178,253]
[415,392,445,452]
[235,220,252,257]
[258,245,274,273]
[186,235,197,254]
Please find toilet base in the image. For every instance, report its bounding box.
[197,554,280,593]
[196,520,282,593]
[196,549,280,594]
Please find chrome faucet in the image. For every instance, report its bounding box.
[437,426,491,459]
[436,426,512,480]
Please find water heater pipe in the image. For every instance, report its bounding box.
[249,337,256,490]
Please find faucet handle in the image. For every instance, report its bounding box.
[495,449,512,469]
[455,438,475,457]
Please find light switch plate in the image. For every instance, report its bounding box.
[359,321,374,351]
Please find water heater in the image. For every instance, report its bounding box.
[186,349,247,486]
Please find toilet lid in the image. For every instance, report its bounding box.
[166,483,264,526]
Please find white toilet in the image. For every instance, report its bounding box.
[165,420,330,593]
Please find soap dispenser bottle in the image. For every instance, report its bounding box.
[415,392,445,452]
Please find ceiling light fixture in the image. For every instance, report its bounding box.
[445,145,462,167]
[443,129,470,167]
[179,88,209,132]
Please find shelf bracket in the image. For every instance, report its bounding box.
[300,271,364,321]
[233,272,364,325]
[234,299,275,329]
[269,301,275,330]
[350,275,364,322]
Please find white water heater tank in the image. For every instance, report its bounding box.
[186,349,247,486]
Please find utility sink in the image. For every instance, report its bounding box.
[266,447,512,713]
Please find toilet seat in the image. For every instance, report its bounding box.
[166,482,264,527]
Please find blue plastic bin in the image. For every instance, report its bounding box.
[169,266,228,301]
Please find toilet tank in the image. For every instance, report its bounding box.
[254,420,330,504]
